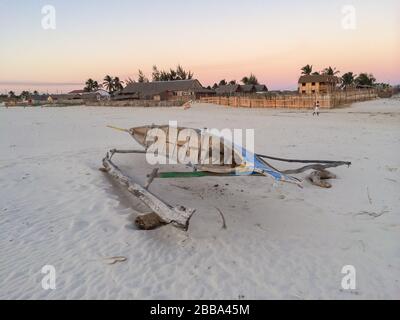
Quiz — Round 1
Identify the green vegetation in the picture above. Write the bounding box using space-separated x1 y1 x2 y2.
322 66 340 76
137 70 149 83
151 65 194 81
241 74 259 85
301 64 313 75
99 75 124 93
301 65 390 89
84 78 100 92
355 73 376 87
102 75 114 93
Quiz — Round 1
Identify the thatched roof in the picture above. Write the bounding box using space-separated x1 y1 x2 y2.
113 93 140 101
68 89 86 94
298 75 339 84
48 93 83 100
215 84 241 95
31 94 50 101
255 84 268 92
240 85 256 93
81 90 110 99
215 84 268 95
122 79 204 98
193 88 216 94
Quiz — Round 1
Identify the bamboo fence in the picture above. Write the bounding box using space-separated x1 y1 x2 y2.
200 89 378 109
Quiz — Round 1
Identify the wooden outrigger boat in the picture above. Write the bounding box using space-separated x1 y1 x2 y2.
101 124 351 230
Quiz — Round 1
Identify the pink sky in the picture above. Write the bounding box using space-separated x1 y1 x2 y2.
0 0 399 94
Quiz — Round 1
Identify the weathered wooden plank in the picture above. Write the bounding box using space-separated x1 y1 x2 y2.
102 156 196 230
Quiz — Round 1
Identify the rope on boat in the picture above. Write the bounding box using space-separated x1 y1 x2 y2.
107 125 130 133
256 154 351 166
280 163 351 175
256 154 351 176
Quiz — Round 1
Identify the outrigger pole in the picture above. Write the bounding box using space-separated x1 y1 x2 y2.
102 153 196 230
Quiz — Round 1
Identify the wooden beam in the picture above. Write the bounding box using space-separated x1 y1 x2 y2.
156 171 263 178
102 155 195 230
110 149 147 155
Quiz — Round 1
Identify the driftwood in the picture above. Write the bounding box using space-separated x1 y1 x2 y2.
355 208 389 219
110 149 147 156
308 170 337 188
216 207 227 230
103 256 127 265
102 154 195 230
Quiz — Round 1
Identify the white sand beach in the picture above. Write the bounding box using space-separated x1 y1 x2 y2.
0 98 399 300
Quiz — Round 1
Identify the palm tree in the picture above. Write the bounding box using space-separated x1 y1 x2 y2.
113 77 124 92
355 73 376 87
103 75 114 93
93 81 101 90
20 91 31 100
341 72 356 89
322 66 340 76
241 73 259 85
301 64 313 75
151 65 194 82
84 78 96 92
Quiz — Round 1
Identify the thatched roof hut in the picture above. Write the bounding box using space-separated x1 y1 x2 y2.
116 79 212 100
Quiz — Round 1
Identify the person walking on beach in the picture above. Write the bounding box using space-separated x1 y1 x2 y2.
313 101 320 116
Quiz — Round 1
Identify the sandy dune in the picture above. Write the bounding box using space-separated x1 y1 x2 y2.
0 98 399 299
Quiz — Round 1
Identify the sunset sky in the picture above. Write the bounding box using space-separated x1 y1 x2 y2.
0 0 399 93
